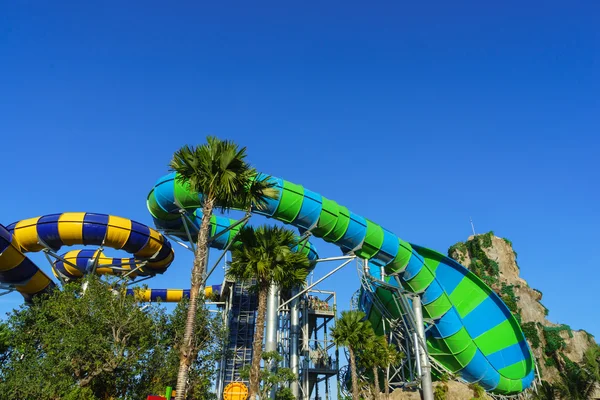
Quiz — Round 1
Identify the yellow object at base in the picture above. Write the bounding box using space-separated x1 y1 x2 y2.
223 382 249 400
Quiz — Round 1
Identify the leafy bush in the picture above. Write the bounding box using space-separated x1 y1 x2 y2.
544 328 567 354
434 383 448 400
521 322 540 348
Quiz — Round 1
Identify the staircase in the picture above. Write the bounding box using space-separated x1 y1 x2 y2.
222 280 257 387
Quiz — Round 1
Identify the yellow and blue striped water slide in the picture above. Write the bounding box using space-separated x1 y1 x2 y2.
0 212 223 302
148 172 535 395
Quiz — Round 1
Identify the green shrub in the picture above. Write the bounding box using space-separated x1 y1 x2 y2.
543 328 567 354
521 322 540 348
545 357 556 367
434 383 448 400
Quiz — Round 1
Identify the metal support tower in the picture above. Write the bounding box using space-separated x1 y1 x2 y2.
298 289 338 400
348 259 441 398
218 279 258 397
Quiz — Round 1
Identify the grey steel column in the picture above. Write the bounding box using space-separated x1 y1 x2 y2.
412 295 434 400
290 288 300 398
265 283 279 399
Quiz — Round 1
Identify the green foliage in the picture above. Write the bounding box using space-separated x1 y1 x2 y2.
331 310 375 398
141 296 225 399
462 234 500 286
502 237 513 247
434 382 448 400
447 241 467 262
479 231 494 248
331 310 373 352
521 322 541 348
530 381 557 400
554 355 600 400
468 382 485 398
500 283 520 315
170 137 278 213
545 357 557 367
227 225 310 292
543 328 567 355
0 276 224 399
240 351 296 400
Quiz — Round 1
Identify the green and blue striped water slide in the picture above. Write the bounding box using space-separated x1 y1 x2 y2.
147 172 535 395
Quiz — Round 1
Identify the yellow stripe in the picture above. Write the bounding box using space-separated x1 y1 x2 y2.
135 228 163 258
0 242 26 271
16 270 52 294
147 250 174 270
205 286 213 297
139 289 151 302
166 289 183 302
105 216 132 249
58 212 86 245
61 249 84 278
13 217 42 252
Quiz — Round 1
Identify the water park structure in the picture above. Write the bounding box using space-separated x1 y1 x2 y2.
0 168 537 399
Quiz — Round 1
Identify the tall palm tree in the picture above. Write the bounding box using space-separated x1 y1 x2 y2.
378 338 403 399
169 138 277 400
226 225 310 400
359 335 403 400
331 310 374 400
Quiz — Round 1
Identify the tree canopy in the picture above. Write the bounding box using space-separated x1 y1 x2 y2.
0 276 225 399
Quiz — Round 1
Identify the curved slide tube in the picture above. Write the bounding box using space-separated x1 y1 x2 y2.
0 213 174 300
148 172 534 394
126 285 221 302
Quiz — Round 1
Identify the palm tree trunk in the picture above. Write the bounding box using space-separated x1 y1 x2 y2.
384 373 390 399
349 347 360 400
175 198 214 400
249 285 268 400
372 366 380 400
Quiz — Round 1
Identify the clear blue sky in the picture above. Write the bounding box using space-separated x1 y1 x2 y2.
1 1 598 339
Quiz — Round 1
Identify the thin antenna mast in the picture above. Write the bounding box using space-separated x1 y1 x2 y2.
470 217 476 236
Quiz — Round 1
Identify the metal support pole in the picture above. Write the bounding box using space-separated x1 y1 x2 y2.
278 257 354 310
412 295 434 400
265 283 280 399
290 288 300 398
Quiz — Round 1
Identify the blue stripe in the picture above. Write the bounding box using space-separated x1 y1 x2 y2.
255 174 283 217
54 260 67 277
487 340 530 370
154 173 178 213
0 224 11 253
402 253 424 280
338 212 367 252
211 284 222 295
521 369 535 390
478 368 501 391
182 290 191 298
462 295 509 339
124 222 150 254
0 258 38 283
74 251 90 274
430 306 463 338
292 188 322 230
460 349 489 382
153 239 172 262
434 262 466 296
151 289 167 301
211 216 231 250
370 228 399 267
82 213 109 245
36 214 63 250
422 281 444 305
